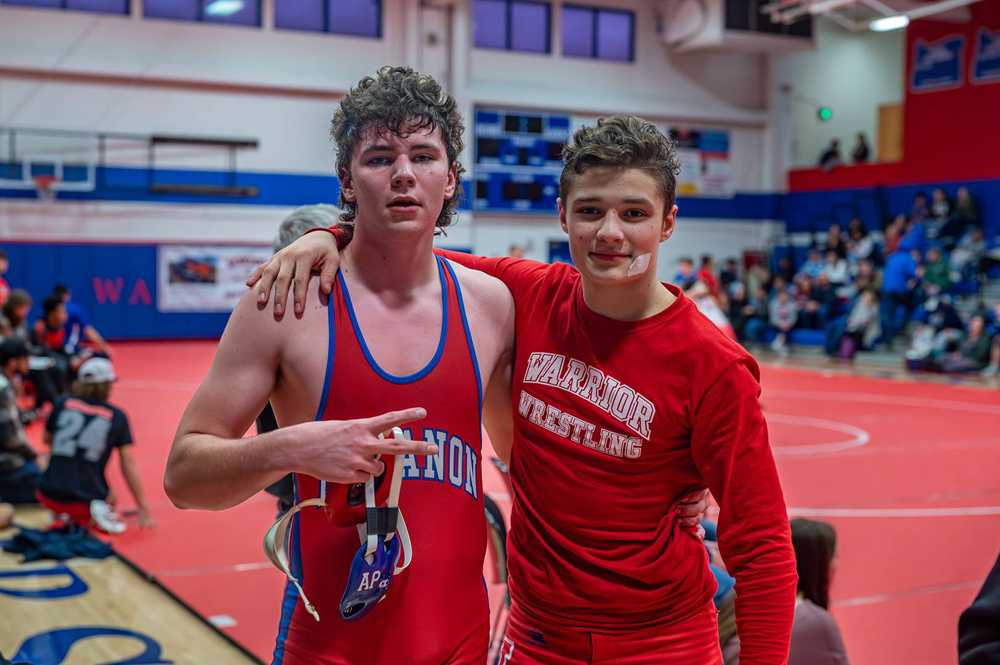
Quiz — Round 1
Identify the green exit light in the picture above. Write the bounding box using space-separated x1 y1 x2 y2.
817 106 833 122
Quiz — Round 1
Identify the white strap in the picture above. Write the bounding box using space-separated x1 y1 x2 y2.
263 497 326 622
393 509 412 574
360 428 412 572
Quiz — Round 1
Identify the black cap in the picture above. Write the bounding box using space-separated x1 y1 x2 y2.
0 338 29 364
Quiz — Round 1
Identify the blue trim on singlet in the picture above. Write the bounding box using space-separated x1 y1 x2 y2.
314 298 336 420
337 257 449 384
272 477 304 664
442 259 484 414
314 297 337 501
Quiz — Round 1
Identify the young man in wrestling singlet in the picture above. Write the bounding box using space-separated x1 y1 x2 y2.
252 116 796 664
166 66 517 665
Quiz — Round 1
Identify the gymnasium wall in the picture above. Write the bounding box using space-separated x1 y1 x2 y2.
0 0 785 340
769 18 905 169
903 2 1000 182
784 4 1000 244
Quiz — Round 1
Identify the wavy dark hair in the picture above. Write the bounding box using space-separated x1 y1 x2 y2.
560 115 681 208
331 66 465 231
791 517 837 610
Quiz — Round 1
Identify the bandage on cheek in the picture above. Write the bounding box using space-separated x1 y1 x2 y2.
626 253 652 278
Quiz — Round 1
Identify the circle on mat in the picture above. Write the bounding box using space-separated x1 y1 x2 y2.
766 413 870 455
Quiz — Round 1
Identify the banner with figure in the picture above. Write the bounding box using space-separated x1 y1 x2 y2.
158 245 271 312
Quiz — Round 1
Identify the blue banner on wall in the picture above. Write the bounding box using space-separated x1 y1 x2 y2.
911 35 965 92
0 242 232 340
973 28 1000 84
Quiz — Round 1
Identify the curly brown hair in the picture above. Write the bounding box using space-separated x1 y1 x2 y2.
331 66 465 231
560 115 681 209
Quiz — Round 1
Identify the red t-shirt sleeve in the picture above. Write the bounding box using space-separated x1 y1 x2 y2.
690 361 797 665
433 248 554 294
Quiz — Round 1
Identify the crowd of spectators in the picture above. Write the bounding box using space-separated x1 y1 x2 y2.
676 187 1000 377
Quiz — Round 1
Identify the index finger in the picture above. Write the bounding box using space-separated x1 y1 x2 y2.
362 408 427 434
368 435 438 457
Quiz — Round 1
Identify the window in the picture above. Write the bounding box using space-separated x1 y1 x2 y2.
473 0 550 54
274 1 381 38
0 0 127 14
561 5 634 62
144 0 261 27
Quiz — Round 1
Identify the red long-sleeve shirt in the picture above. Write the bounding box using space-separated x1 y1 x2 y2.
435 251 795 662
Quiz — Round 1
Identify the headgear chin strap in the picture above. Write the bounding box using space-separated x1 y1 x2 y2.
263 427 413 622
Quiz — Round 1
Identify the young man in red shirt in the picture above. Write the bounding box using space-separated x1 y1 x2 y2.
251 116 797 664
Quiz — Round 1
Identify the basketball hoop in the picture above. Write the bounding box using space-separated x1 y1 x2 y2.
33 174 58 202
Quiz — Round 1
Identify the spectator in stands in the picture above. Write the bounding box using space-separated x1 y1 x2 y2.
508 244 526 259
851 132 870 164
38 357 152 533
821 250 849 287
811 272 837 325
798 249 825 280
698 254 720 299
899 215 928 257
793 275 817 329
826 290 880 360
742 285 771 348
747 263 770 296
847 222 876 266
853 259 881 295
883 215 906 256
776 256 796 285
769 289 798 354
951 228 986 276
673 256 697 290
720 257 740 292
824 223 848 259
770 275 793 297
51 285 112 358
881 247 919 347
0 249 9 308
727 281 749 342
953 187 980 230
950 315 994 373
911 191 930 223
931 188 951 224
923 247 952 293
818 139 842 170
0 338 42 504
0 289 32 342
788 518 850 665
905 292 965 369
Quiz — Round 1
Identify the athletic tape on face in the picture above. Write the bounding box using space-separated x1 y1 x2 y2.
263 427 413 621
626 253 652 278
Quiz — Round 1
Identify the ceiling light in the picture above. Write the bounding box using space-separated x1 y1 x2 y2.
204 0 244 17
870 15 910 32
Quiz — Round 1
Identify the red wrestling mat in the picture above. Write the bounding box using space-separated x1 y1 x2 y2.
82 342 1000 665
761 364 1000 665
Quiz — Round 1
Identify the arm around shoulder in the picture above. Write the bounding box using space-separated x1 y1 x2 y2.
452 264 516 463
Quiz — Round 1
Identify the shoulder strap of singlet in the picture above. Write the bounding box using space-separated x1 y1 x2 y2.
439 258 484 413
